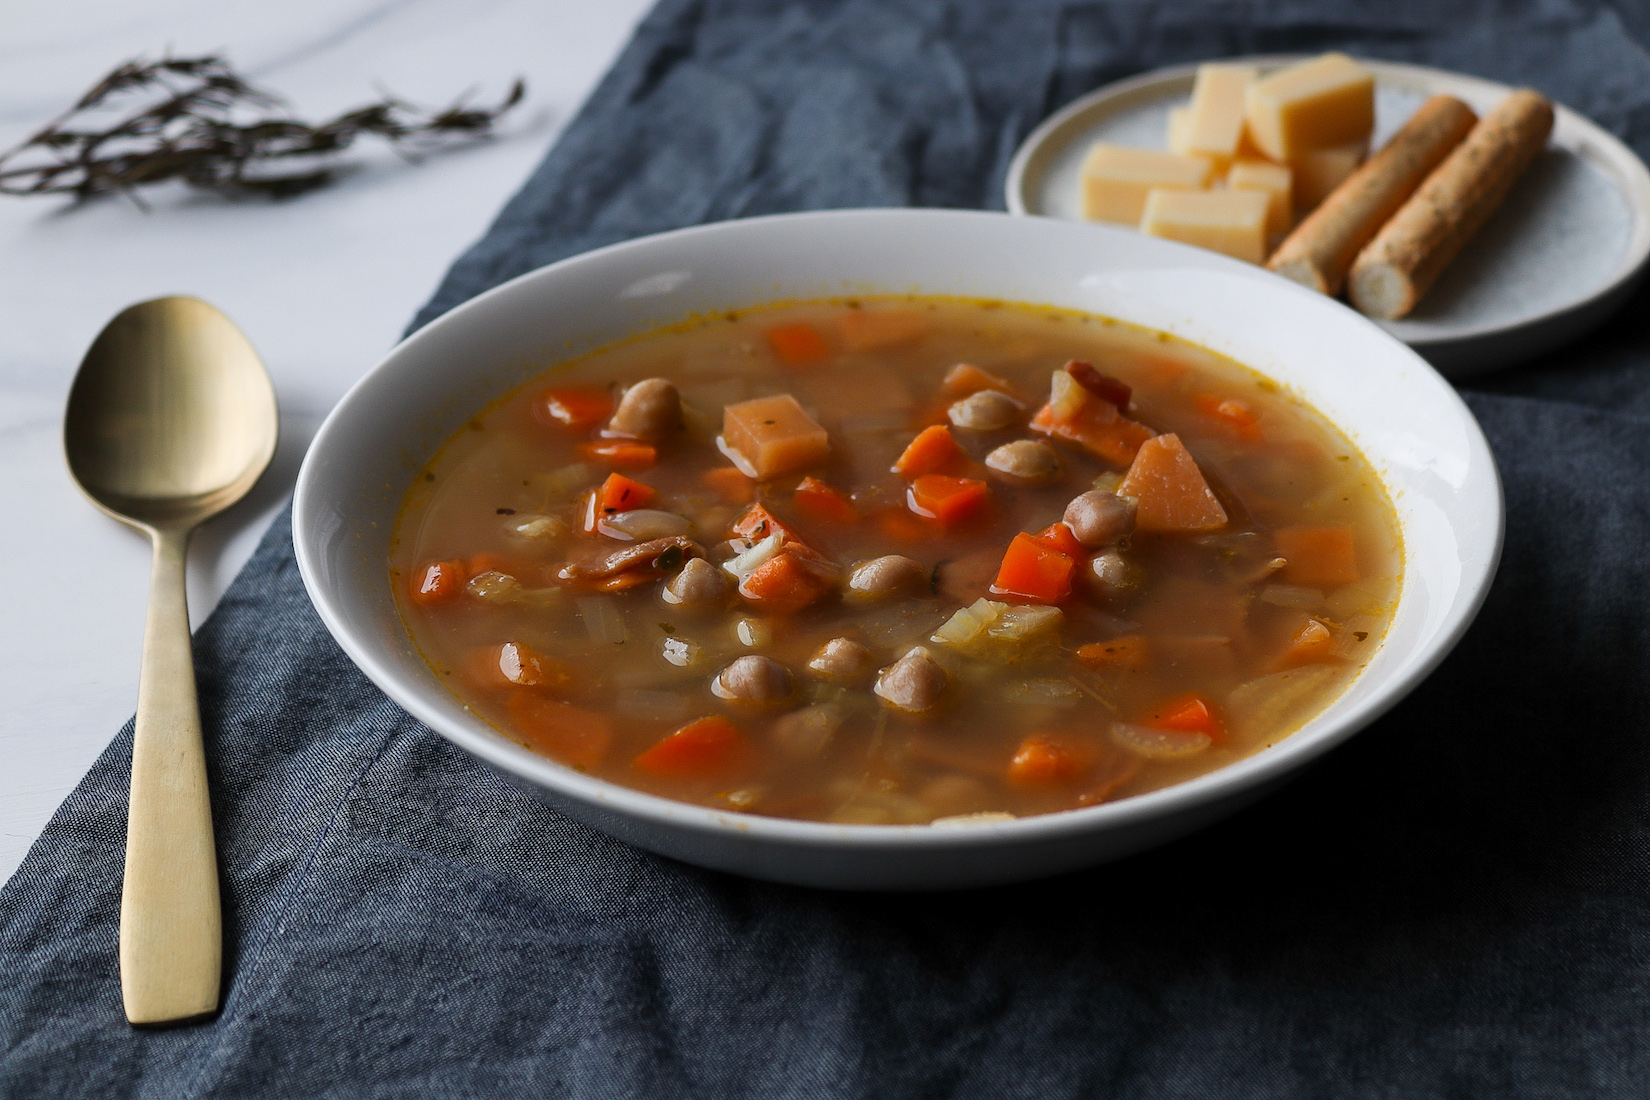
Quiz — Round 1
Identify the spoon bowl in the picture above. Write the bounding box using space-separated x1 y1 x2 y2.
64 296 277 1024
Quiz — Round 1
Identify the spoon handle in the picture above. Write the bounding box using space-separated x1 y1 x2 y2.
119 525 221 1025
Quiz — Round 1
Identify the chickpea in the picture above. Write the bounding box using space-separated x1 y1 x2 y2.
947 389 1023 431
984 439 1062 486
606 378 680 439
712 655 793 704
662 557 727 608
874 646 948 713
1063 491 1137 547
1083 550 1142 602
844 555 928 603
806 637 877 683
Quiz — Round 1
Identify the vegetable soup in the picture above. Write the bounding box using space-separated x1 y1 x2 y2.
393 298 1400 825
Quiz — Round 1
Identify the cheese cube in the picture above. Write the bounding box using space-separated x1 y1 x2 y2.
1226 159 1293 235
1244 53 1374 161
1081 144 1214 224
1288 142 1366 208
1140 188 1270 264
1184 64 1257 159
1167 106 1193 155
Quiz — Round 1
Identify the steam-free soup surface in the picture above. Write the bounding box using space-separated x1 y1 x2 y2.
394 298 1399 825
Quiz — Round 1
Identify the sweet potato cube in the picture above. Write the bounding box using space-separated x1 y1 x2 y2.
722 394 830 479
1117 433 1228 533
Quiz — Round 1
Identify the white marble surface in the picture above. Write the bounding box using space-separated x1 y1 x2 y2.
0 0 651 882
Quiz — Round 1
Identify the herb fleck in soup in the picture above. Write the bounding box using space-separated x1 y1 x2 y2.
393 298 1400 825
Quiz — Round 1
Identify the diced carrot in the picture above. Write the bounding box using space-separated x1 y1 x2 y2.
1076 635 1149 672
1029 387 1156 468
732 502 803 545
839 308 929 352
701 465 756 504
1275 618 1336 669
991 531 1077 605
597 571 660 593
596 472 656 515
766 322 829 367
465 551 520 579
634 715 748 779
535 385 613 432
1194 395 1263 443
1146 693 1224 742
793 476 857 527
939 363 1019 400
579 440 657 470
1274 525 1360 588
1035 521 1085 559
738 552 832 614
893 424 965 478
468 641 570 690
1117 433 1228 533
875 507 936 544
723 394 831 479
1063 360 1132 410
1007 735 1093 787
908 475 990 528
506 694 613 769
409 560 465 605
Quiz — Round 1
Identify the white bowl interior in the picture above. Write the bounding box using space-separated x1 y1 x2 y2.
294 209 1501 887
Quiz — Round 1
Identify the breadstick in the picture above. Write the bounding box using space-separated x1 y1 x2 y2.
1350 89 1554 319
1267 95 1478 295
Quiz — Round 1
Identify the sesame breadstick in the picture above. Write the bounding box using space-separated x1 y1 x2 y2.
1349 89 1554 319
1267 95 1479 295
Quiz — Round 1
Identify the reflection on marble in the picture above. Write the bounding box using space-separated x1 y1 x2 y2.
0 0 649 882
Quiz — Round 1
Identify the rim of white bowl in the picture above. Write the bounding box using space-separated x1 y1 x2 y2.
293 207 1504 854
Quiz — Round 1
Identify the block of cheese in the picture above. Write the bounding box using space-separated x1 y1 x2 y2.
1140 188 1270 264
1244 53 1374 161
1226 159 1294 236
1184 64 1258 159
1081 144 1215 224
1167 106 1193 155
1289 142 1367 208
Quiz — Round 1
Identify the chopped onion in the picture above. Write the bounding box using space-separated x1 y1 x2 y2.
714 434 760 477
535 462 593 500
661 636 702 667
597 509 694 541
466 571 522 603
1226 666 1337 739
575 596 628 645
1110 722 1212 760
1049 369 1085 420
988 604 1062 641
722 532 782 579
1259 583 1324 610
508 514 565 541
932 598 1006 646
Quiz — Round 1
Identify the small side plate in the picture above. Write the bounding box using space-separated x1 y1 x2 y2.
1006 56 1650 378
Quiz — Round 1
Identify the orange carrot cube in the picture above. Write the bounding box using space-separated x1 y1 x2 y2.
766 322 829 367
536 385 613 431
793 476 857 527
991 531 1077 605
893 424 965 478
635 716 747 779
506 694 613 769
907 475 989 527
1274 525 1360 587
1117 433 1228 533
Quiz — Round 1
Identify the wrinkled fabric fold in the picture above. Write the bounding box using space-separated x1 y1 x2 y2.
7 1 1650 1095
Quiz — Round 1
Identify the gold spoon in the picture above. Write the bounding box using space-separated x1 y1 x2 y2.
64 297 277 1025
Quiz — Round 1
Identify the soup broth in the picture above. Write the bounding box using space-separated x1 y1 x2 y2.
393 298 1400 825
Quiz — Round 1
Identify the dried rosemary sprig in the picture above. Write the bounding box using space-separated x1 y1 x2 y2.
0 54 525 204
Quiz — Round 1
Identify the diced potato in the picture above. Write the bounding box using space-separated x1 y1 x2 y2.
1081 144 1214 224
721 394 830 479
1243 53 1374 161
1184 64 1257 161
1140 188 1270 264
1226 159 1293 236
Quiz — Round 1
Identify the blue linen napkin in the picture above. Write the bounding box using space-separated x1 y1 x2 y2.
7 1 1650 1094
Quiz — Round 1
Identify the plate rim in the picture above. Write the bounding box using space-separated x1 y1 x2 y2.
1005 54 1650 360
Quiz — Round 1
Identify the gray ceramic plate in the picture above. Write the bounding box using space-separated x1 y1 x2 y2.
1005 57 1650 378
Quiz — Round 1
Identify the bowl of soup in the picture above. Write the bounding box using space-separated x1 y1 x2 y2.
293 208 1500 889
